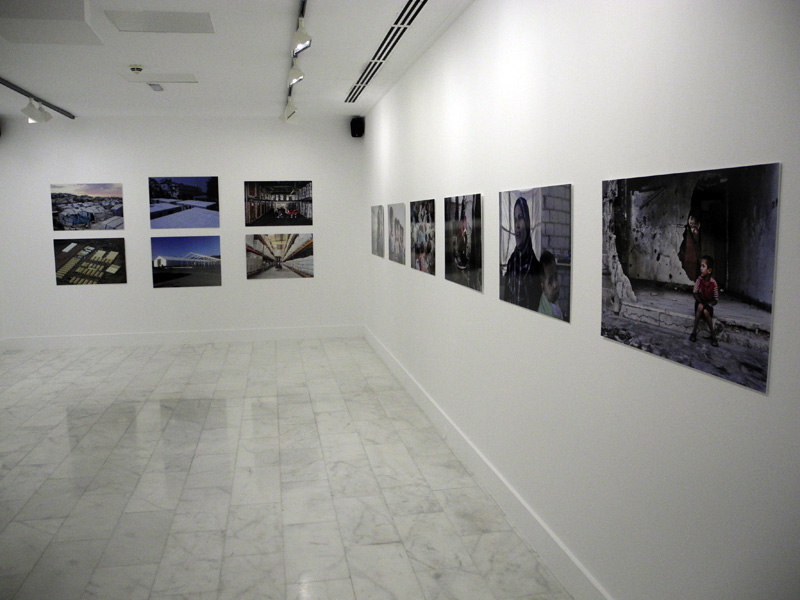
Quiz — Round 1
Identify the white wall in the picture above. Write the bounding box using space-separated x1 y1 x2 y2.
0 116 367 347
363 2 800 600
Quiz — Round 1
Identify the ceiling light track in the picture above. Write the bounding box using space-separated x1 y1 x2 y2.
0 76 76 120
345 0 429 104
284 0 311 123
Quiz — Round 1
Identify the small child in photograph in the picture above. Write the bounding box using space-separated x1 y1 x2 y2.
690 254 719 346
538 251 564 320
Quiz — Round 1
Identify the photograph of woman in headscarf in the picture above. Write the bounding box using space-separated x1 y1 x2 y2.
500 186 572 320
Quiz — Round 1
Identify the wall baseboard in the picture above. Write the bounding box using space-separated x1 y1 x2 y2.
0 325 365 351
364 327 612 600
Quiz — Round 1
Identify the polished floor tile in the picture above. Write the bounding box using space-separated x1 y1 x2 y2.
0 340 572 600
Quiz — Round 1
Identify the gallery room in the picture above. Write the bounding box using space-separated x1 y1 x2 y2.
0 1 798 600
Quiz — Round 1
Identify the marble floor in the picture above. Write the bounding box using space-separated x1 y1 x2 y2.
0 339 571 600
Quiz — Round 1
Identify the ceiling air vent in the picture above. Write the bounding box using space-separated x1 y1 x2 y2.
345 0 429 103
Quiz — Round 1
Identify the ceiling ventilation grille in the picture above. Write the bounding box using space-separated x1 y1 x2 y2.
345 0 429 103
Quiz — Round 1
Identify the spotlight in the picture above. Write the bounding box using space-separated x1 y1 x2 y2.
22 98 51 123
291 17 311 56
288 59 304 87
283 97 298 123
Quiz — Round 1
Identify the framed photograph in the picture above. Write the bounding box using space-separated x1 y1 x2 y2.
388 203 406 265
602 163 780 393
410 199 435 275
444 194 482 292
51 183 123 230
500 185 572 321
245 181 312 226
149 177 220 229
53 238 126 285
246 233 313 279
151 235 221 287
371 205 385 258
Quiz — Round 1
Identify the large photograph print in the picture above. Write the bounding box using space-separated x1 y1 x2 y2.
149 177 219 228
53 238 126 285
371 205 384 258
388 203 405 265
246 234 313 279
245 181 312 226
602 163 780 393
51 183 123 230
500 185 572 321
410 199 435 275
151 236 221 288
444 194 482 292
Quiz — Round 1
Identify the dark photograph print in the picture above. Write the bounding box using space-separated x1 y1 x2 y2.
149 176 220 229
54 238 126 285
371 205 385 258
388 203 406 265
410 199 435 275
246 234 313 279
602 163 780 393
245 181 312 226
51 183 123 231
151 235 221 288
499 185 572 321
444 194 482 292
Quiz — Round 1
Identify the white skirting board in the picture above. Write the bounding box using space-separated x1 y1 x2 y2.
365 327 612 600
0 325 365 351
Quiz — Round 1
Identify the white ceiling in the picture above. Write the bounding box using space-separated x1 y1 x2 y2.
0 0 475 123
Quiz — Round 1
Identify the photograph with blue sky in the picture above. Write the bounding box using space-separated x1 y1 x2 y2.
151 235 221 288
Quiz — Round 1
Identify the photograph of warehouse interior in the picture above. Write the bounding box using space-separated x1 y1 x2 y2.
246 233 313 279
53 238 126 285
245 181 313 226
149 177 220 229
151 235 221 287
51 183 123 230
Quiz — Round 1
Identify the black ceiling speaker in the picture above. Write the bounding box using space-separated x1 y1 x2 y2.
350 116 365 138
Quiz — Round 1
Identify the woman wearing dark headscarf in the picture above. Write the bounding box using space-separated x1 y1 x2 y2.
503 197 541 310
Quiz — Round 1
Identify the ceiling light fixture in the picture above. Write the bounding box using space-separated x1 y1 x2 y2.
283 96 298 123
288 59 304 87
0 76 75 121
22 98 52 123
291 17 311 57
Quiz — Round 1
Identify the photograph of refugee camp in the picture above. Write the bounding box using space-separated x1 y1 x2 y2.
51 183 123 231
149 176 220 228
245 181 312 226
151 235 221 287
53 238 127 285
602 163 780 392
444 194 482 292
500 185 572 321
246 234 313 279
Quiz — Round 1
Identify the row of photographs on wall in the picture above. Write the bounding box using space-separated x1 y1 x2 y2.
372 163 780 394
51 179 313 231
53 234 314 287
373 185 573 322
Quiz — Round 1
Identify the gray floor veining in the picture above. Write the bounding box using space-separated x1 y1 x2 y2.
0 339 571 600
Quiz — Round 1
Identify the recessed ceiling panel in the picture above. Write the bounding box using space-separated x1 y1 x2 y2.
105 10 214 34
0 0 85 20
120 73 199 84
0 0 101 45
